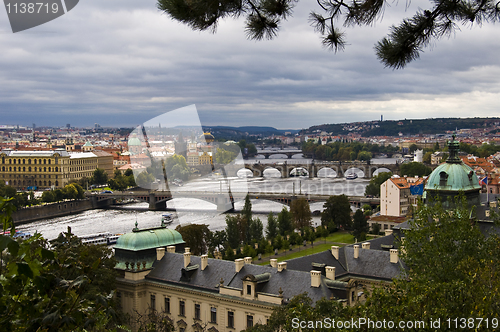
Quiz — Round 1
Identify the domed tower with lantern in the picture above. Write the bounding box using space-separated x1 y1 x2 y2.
423 135 481 208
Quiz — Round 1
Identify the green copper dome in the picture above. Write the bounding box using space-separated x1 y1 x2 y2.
128 135 142 146
425 162 480 192
424 135 481 193
115 226 184 251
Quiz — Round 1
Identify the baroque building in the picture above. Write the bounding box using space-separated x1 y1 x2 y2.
0 148 113 189
115 224 403 332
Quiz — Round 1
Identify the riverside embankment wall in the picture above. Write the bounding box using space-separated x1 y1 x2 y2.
12 197 114 225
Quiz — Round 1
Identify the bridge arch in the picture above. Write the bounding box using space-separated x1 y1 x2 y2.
263 167 281 178
290 167 308 177
317 167 338 178
237 168 254 178
344 167 365 178
372 167 392 177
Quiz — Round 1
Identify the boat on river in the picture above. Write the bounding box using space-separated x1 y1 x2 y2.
345 173 358 180
1 230 32 240
80 232 121 245
162 213 174 225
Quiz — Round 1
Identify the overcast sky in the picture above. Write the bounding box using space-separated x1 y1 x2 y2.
0 0 499 129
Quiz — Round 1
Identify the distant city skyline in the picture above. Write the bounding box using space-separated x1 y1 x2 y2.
1 0 499 129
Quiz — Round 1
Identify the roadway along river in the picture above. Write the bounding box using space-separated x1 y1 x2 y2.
17 175 370 241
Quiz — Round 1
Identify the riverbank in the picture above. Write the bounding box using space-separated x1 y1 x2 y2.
12 196 115 225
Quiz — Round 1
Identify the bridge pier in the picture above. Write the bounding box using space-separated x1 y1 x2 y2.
91 196 113 209
149 193 167 211
217 194 234 213
308 163 316 178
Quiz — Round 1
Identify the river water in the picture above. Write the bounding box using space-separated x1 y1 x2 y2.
17 157 395 240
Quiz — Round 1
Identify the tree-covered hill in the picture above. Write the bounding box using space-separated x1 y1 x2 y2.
302 117 500 137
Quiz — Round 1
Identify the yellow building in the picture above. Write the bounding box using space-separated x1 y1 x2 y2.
0 149 114 190
0 149 69 189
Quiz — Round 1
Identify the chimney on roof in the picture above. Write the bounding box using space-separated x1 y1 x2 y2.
331 246 339 260
244 257 252 265
184 251 191 268
310 270 321 288
156 247 165 261
167 246 176 253
385 229 393 236
201 254 208 271
353 245 359 259
277 262 287 272
235 258 244 272
390 249 399 264
362 242 370 250
270 259 278 268
185 247 190 253
325 266 335 280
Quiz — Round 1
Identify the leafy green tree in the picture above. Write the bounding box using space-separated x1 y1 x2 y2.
91 168 108 186
225 214 242 249
276 206 293 236
108 171 128 191
423 151 432 164
361 204 372 216
0 198 121 332
371 222 381 235
165 154 190 181
215 148 237 164
290 198 312 229
209 230 227 253
63 183 79 200
54 189 64 202
400 162 432 177
136 171 155 188
242 194 252 224
175 224 212 255
408 143 419 154
357 150 372 161
265 212 278 240
351 209 369 241
0 182 17 198
249 217 264 243
365 171 392 197
321 195 351 230
41 190 56 203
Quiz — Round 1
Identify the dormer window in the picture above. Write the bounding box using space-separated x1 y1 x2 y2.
247 285 252 295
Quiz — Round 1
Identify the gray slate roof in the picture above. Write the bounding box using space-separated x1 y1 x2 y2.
146 252 338 304
284 235 405 281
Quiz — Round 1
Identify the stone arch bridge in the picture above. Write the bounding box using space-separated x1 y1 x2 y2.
89 191 379 212
232 161 401 179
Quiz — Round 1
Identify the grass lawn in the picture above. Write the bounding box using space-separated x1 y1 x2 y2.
257 231 356 265
324 232 355 244
275 243 335 262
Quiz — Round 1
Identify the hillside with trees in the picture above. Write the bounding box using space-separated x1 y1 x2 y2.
302 117 500 137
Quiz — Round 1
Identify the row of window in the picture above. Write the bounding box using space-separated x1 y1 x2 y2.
1 166 58 172
70 159 96 165
1 158 56 165
3 174 54 179
70 166 94 172
8 180 56 187
151 295 251 328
